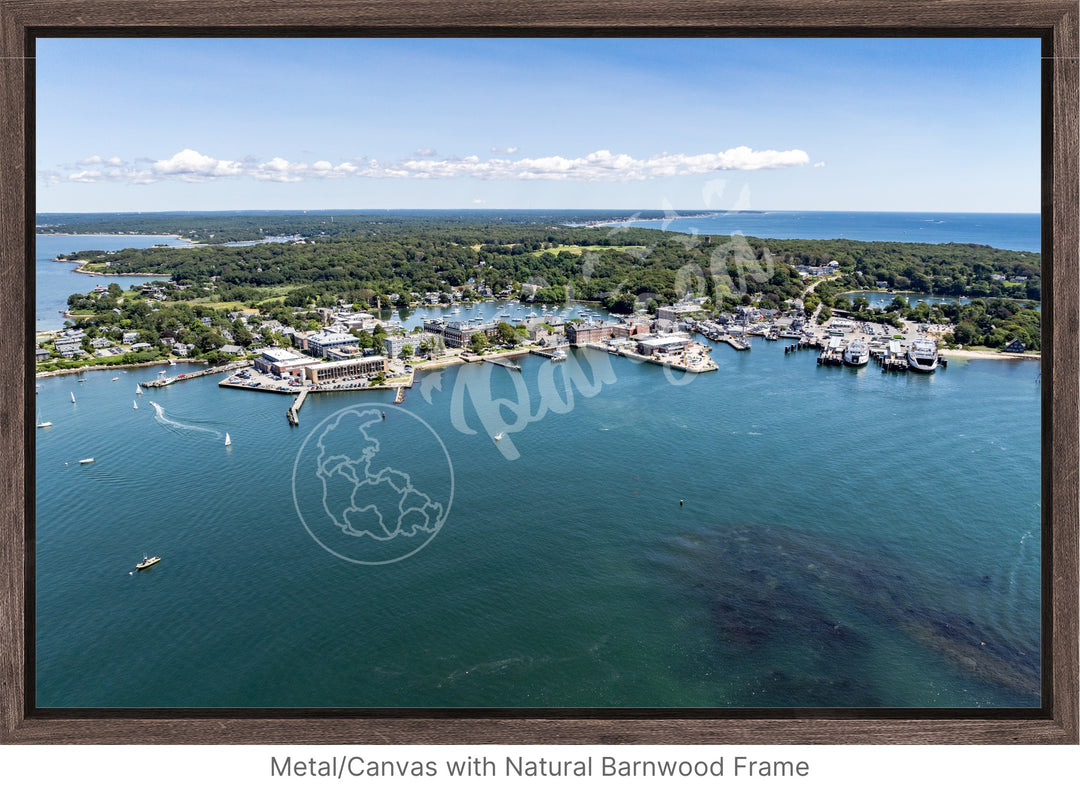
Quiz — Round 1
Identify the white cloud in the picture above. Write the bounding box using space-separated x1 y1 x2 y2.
49 146 811 186
490 146 519 154
813 161 827 168
152 148 244 181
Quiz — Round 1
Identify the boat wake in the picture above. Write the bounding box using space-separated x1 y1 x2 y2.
149 400 224 440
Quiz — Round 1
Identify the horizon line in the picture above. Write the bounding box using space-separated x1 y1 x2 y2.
35 208 1042 216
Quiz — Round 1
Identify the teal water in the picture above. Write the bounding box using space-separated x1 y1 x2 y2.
35 341 1041 708
616 211 1040 253
35 234 193 331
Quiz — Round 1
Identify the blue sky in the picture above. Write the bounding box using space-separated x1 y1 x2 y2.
35 38 1040 213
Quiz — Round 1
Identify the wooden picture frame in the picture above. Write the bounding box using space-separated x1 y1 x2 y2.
1 0 1076 744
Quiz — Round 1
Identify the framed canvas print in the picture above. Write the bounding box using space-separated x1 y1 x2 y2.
0 0 1076 745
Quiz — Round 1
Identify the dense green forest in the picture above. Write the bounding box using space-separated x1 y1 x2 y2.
37 210 682 244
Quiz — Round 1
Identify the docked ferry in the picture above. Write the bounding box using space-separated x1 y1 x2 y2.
906 338 939 373
842 339 870 367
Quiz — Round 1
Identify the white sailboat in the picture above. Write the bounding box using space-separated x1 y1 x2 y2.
70 391 76 403
136 386 143 395
133 400 138 410
224 432 231 446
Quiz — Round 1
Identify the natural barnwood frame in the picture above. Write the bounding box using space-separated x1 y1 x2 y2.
0 0 1076 744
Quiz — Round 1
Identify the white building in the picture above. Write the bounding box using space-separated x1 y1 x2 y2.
306 330 360 357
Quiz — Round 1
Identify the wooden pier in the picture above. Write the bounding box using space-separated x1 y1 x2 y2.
483 356 522 371
530 347 566 360
140 360 252 388
286 387 309 425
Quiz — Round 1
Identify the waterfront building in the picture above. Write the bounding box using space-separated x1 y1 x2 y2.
1004 338 1026 353
384 335 426 359
657 302 705 322
636 334 691 356
304 356 386 384
566 322 620 345
610 318 654 338
326 346 363 361
254 347 320 378
306 329 360 357
424 319 498 349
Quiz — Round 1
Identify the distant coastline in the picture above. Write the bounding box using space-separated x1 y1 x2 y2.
38 231 197 244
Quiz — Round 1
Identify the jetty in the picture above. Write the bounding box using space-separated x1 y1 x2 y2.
718 334 751 351
394 386 406 404
286 387 309 426
531 347 567 361
483 356 522 371
141 360 251 388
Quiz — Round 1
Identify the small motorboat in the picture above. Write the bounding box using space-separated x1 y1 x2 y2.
494 432 504 441
78 458 94 464
135 555 161 570
36 421 52 428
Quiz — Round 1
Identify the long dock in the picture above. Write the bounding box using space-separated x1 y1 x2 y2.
286 387 309 425
140 360 252 388
483 356 522 371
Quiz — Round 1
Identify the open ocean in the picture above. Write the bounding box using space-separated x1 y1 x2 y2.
34 215 1041 708
612 210 1040 253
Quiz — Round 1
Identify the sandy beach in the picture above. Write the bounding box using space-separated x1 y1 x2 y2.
938 348 1040 361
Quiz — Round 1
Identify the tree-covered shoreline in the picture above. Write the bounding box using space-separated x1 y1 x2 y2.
40 213 1042 368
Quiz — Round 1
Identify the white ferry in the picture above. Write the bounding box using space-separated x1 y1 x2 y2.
842 339 870 367
906 338 939 372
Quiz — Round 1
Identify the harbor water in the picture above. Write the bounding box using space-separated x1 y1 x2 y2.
35 341 1041 708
